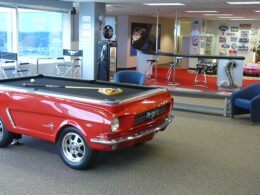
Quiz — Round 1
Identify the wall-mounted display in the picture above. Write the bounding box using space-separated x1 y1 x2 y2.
238 45 249 50
226 32 236 36
219 37 226 43
239 37 249 43
221 44 230 49
230 37 238 42
240 30 249 37
219 25 229 35
231 26 239 32
239 24 251 30
231 43 238 50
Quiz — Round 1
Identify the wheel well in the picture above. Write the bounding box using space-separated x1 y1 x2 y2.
55 125 76 143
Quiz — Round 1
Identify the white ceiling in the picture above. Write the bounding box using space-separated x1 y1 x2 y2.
64 0 260 20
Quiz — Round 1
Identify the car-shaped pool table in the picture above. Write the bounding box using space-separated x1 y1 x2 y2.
243 63 260 76
0 75 173 169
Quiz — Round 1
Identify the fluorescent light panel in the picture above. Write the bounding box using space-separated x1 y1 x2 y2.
255 10 260 12
218 16 244 18
186 10 218 13
227 1 260 5
204 14 232 16
144 3 185 6
230 18 256 20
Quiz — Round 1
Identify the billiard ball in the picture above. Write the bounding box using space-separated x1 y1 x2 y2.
30 78 35 83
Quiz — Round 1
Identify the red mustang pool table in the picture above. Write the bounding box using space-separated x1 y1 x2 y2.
0 75 173 169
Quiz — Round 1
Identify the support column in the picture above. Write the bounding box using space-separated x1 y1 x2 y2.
79 2 105 79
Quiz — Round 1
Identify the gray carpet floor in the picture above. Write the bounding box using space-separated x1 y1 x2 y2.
0 110 259 195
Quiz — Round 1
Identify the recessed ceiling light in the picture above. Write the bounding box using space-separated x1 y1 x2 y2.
204 14 232 16
227 1 260 5
186 10 218 13
144 3 185 6
218 16 245 18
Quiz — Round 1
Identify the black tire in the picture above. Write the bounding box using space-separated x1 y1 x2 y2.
0 118 14 147
57 127 96 170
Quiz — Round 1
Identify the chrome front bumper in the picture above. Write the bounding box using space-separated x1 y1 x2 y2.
90 115 174 146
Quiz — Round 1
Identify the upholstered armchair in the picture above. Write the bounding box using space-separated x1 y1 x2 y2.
231 83 260 124
114 70 145 85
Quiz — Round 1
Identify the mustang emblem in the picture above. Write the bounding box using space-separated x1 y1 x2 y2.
146 109 160 120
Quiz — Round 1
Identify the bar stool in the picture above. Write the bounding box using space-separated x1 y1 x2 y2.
166 58 180 86
55 57 72 77
71 58 82 78
194 63 208 88
145 59 156 80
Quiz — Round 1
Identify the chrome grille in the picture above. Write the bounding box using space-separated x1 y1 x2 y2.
134 104 170 126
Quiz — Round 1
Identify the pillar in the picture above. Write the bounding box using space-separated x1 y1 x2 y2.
79 2 106 79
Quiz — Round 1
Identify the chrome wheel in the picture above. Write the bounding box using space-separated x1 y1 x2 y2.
0 121 3 139
62 132 86 163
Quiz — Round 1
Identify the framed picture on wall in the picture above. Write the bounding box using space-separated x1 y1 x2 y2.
231 26 239 32
130 23 161 56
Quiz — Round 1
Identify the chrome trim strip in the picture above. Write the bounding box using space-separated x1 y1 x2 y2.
6 108 16 128
90 115 174 146
0 85 167 106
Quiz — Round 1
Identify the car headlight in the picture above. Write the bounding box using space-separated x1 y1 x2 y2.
111 118 120 132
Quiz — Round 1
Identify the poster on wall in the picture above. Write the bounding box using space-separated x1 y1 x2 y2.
219 37 226 43
240 30 249 37
230 37 238 42
239 24 251 30
130 23 160 56
231 26 239 32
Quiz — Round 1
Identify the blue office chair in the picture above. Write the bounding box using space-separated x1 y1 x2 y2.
231 83 260 124
114 70 145 85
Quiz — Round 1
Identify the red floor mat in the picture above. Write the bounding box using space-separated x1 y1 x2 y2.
145 67 260 92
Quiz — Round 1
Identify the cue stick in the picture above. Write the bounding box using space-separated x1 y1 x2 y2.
23 83 116 90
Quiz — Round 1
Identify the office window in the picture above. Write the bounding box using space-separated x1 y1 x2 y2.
0 7 13 52
18 9 63 58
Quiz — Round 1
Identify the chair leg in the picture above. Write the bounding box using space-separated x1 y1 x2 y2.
251 121 254 126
